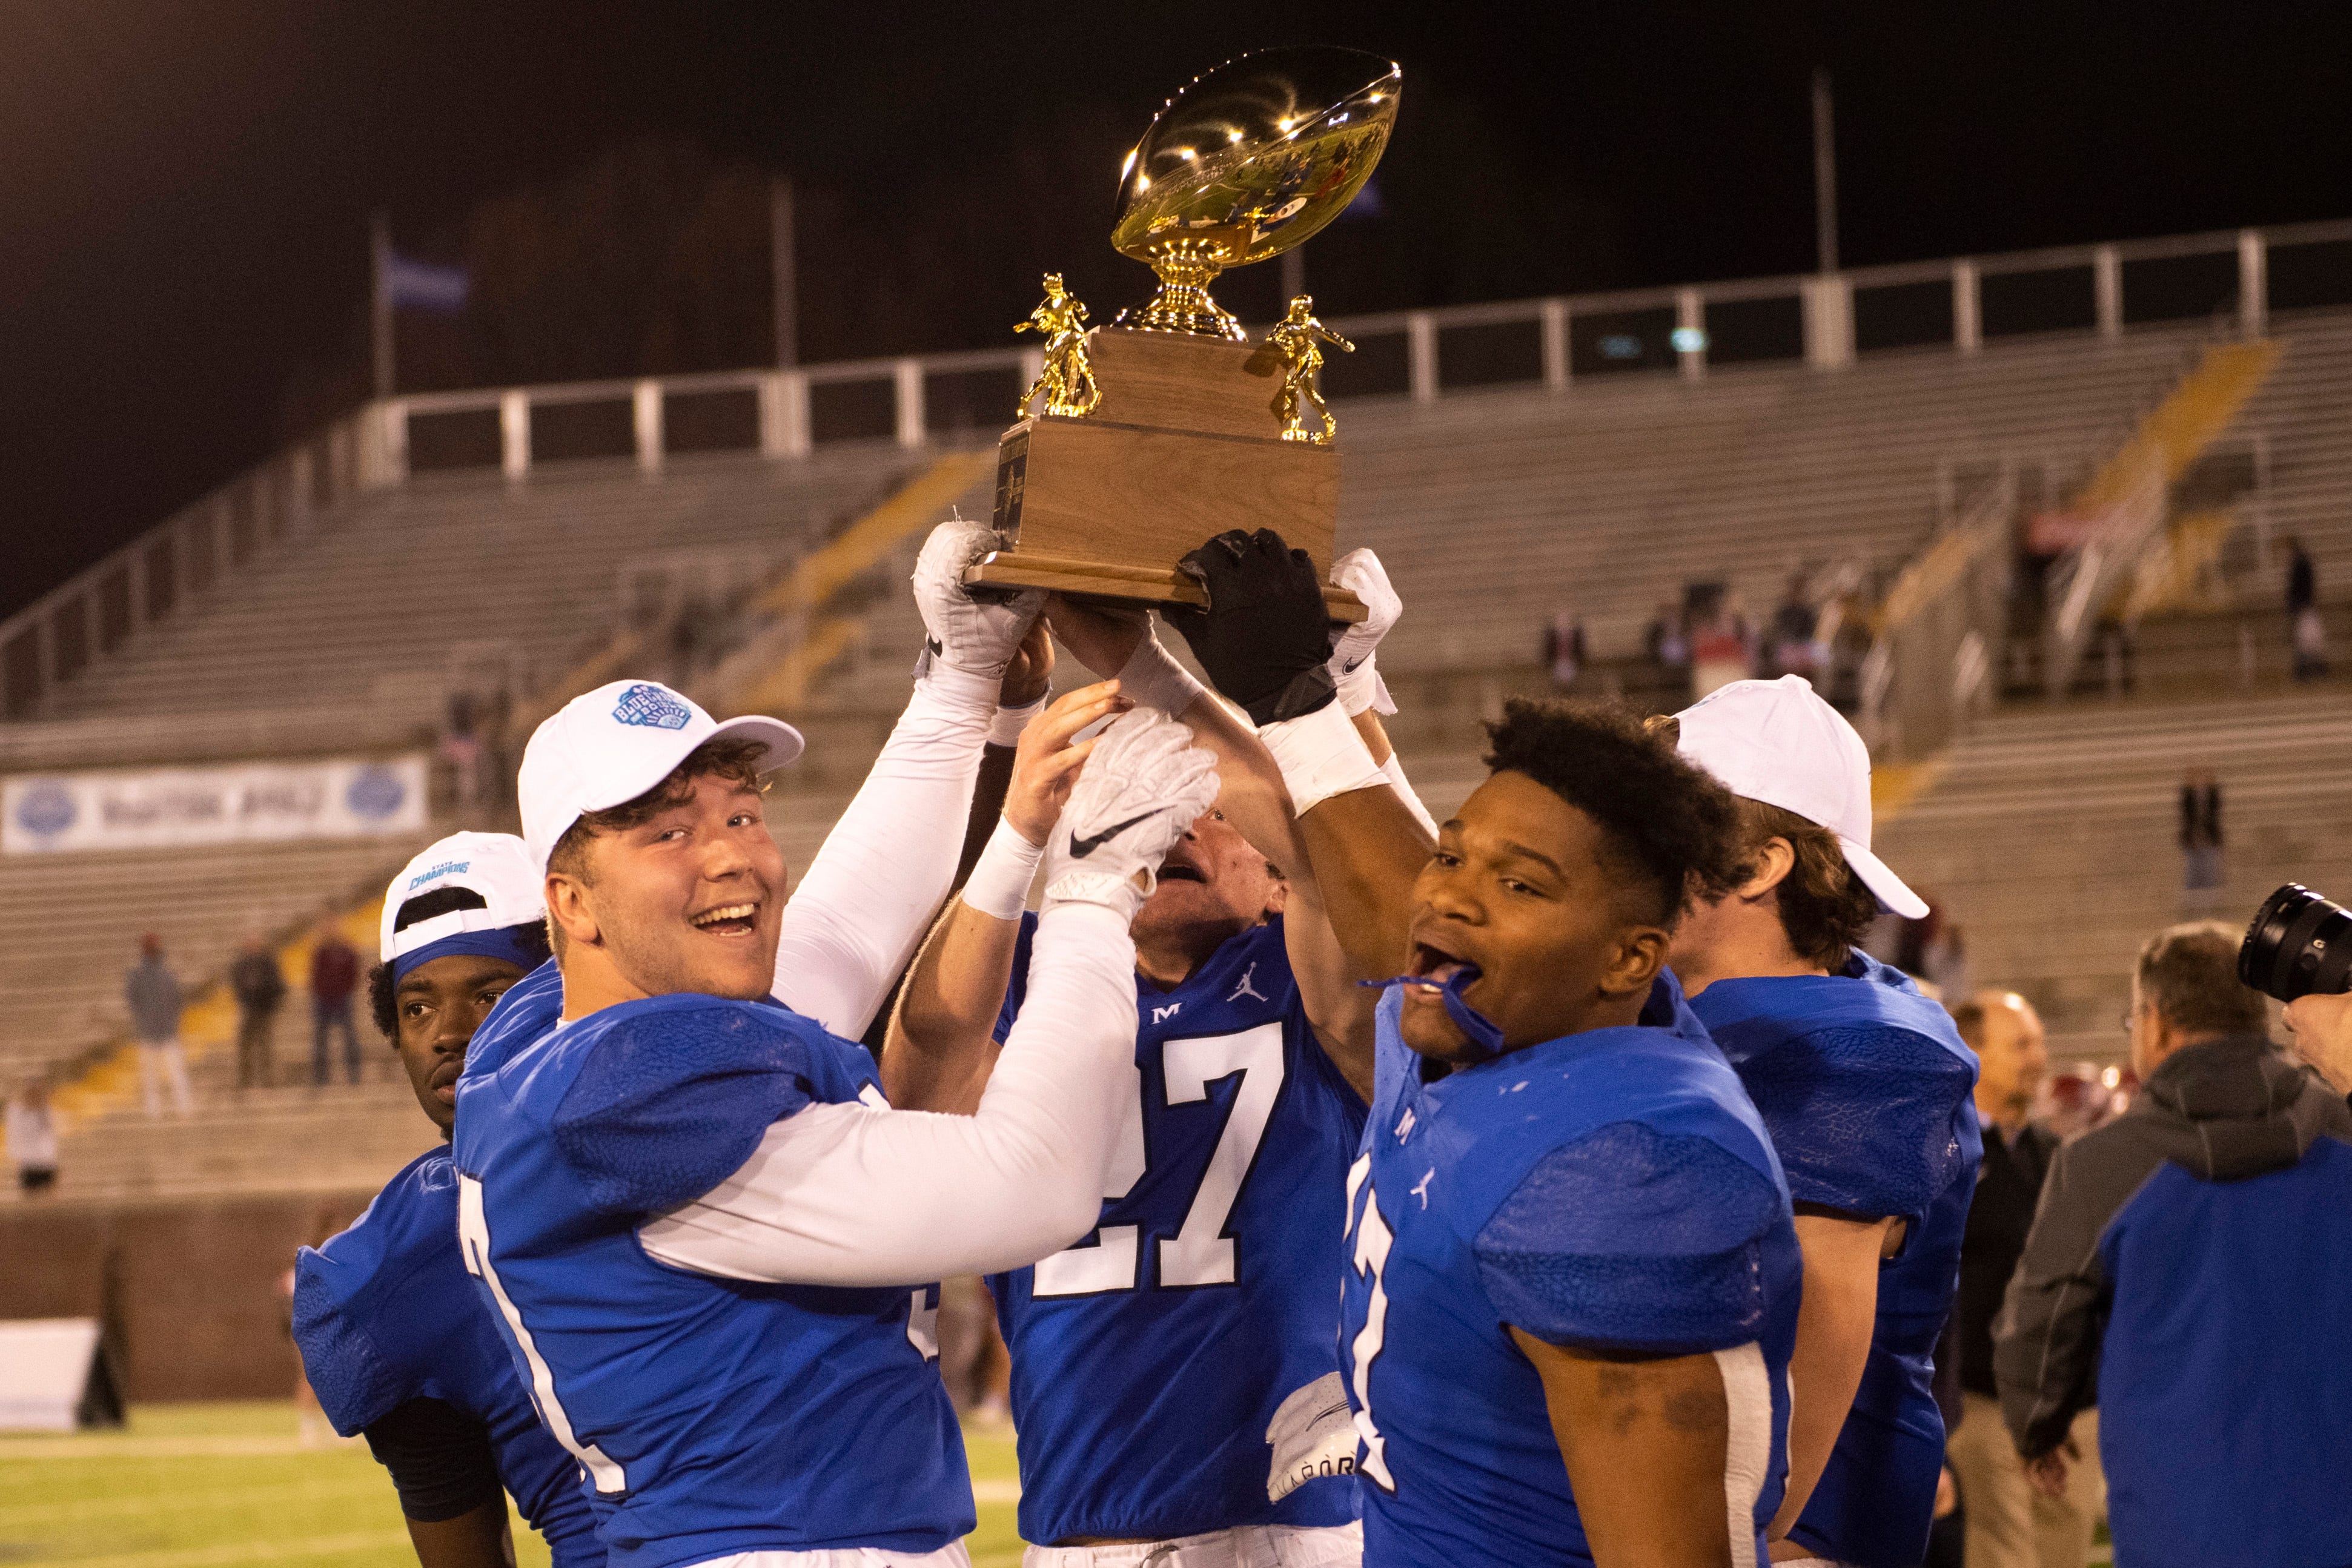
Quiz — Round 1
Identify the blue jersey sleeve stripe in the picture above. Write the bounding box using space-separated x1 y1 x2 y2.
290 1249 402 1437
1474 1122 1791 1354
552 1001 821 1214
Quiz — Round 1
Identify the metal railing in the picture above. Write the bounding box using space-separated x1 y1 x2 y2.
1861 477 2017 759
7 217 2347 725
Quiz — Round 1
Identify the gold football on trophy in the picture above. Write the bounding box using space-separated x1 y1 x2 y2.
1111 47 1401 340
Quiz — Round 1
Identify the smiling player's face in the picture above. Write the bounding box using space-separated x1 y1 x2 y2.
575 773 786 1004
1398 770 1669 1063
393 953 531 1133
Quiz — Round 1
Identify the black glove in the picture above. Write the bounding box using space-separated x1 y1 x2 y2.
1164 529 1337 726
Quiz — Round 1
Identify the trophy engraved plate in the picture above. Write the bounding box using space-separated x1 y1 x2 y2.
964 47 1402 623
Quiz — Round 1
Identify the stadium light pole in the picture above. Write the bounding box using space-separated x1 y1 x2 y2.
771 175 798 368
1812 67 1839 276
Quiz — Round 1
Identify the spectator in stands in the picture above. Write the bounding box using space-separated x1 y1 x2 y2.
1766 571 1820 680
125 934 192 1117
308 916 362 1087
1995 922 2352 1568
2285 534 2326 681
2285 989 2352 1097
229 931 286 1092
6 1077 59 1194
1943 991 2102 1568
1921 917 1972 1001
2178 768 2224 916
1541 608 1584 689
440 692 484 812
1686 585 1755 698
1643 597 1689 675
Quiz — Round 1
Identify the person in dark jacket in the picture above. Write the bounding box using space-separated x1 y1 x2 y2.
228 931 287 1091
308 916 362 1087
1994 921 2352 1568
1944 990 2102 1568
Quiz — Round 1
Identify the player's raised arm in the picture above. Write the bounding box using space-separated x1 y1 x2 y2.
768 518 1044 1038
883 677 1128 1113
1164 531 1434 982
1047 592 1383 1098
633 707 1221 1285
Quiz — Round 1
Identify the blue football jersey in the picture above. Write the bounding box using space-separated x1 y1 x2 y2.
293 1147 601 1566
450 962 969 1568
1339 977 1801 1568
1689 953 1983 1568
986 915 1369 1544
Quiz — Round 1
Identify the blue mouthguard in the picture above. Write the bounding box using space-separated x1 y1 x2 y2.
1360 964 1506 1057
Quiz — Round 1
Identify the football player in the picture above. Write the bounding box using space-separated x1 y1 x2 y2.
883 559 1428 1567
453 521 1222 1565
1168 529 1804 1568
293 832 600 1567
1663 677 1981 1568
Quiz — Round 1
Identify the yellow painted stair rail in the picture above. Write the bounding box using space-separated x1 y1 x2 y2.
733 451 998 715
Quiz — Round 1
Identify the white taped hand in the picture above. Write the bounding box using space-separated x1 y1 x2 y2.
912 517 1044 680
1041 708 1218 921
1328 547 1401 716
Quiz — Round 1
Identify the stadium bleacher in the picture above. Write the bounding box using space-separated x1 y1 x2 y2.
6 263 2350 1205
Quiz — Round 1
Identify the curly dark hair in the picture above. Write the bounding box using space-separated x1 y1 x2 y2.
367 884 554 1039
1483 697 1744 927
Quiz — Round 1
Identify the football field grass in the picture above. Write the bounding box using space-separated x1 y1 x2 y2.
0 1403 1025 1567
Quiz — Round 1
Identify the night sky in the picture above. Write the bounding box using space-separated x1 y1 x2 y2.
4 1 2347 620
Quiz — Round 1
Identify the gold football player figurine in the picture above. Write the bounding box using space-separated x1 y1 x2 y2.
1268 295 1354 445
1014 273 1102 418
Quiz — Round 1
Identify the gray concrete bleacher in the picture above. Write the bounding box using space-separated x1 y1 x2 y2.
14 308 2352 1201
1874 684 2352 1060
0 836 432 1091
1343 328 2204 672
15 445 919 761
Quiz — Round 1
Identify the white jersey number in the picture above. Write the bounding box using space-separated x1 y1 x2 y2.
1344 1153 1397 1492
457 1174 627 1495
1034 1022 1287 1297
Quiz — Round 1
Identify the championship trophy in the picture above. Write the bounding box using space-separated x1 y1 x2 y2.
963 47 1401 622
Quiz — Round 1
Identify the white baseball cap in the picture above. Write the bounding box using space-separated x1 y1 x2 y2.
380 831 545 971
1673 675 1930 920
518 680 803 870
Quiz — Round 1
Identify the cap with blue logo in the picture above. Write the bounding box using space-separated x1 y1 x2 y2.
518 680 803 870
380 831 548 984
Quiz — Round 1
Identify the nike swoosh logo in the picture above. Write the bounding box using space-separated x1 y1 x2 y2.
1070 810 1161 858
927 637 943 657
1342 657 1365 673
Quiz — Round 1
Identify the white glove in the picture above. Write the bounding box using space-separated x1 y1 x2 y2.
912 517 1044 681
1041 709 1218 922
1327 548 1400 716
1267 1370 1358 1503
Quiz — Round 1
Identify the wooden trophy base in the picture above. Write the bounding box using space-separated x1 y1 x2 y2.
961 329 1366 623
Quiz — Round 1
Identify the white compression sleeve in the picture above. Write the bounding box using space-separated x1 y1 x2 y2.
770 662 995 1037
1380 750 1440 838
639 901 1140 1286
